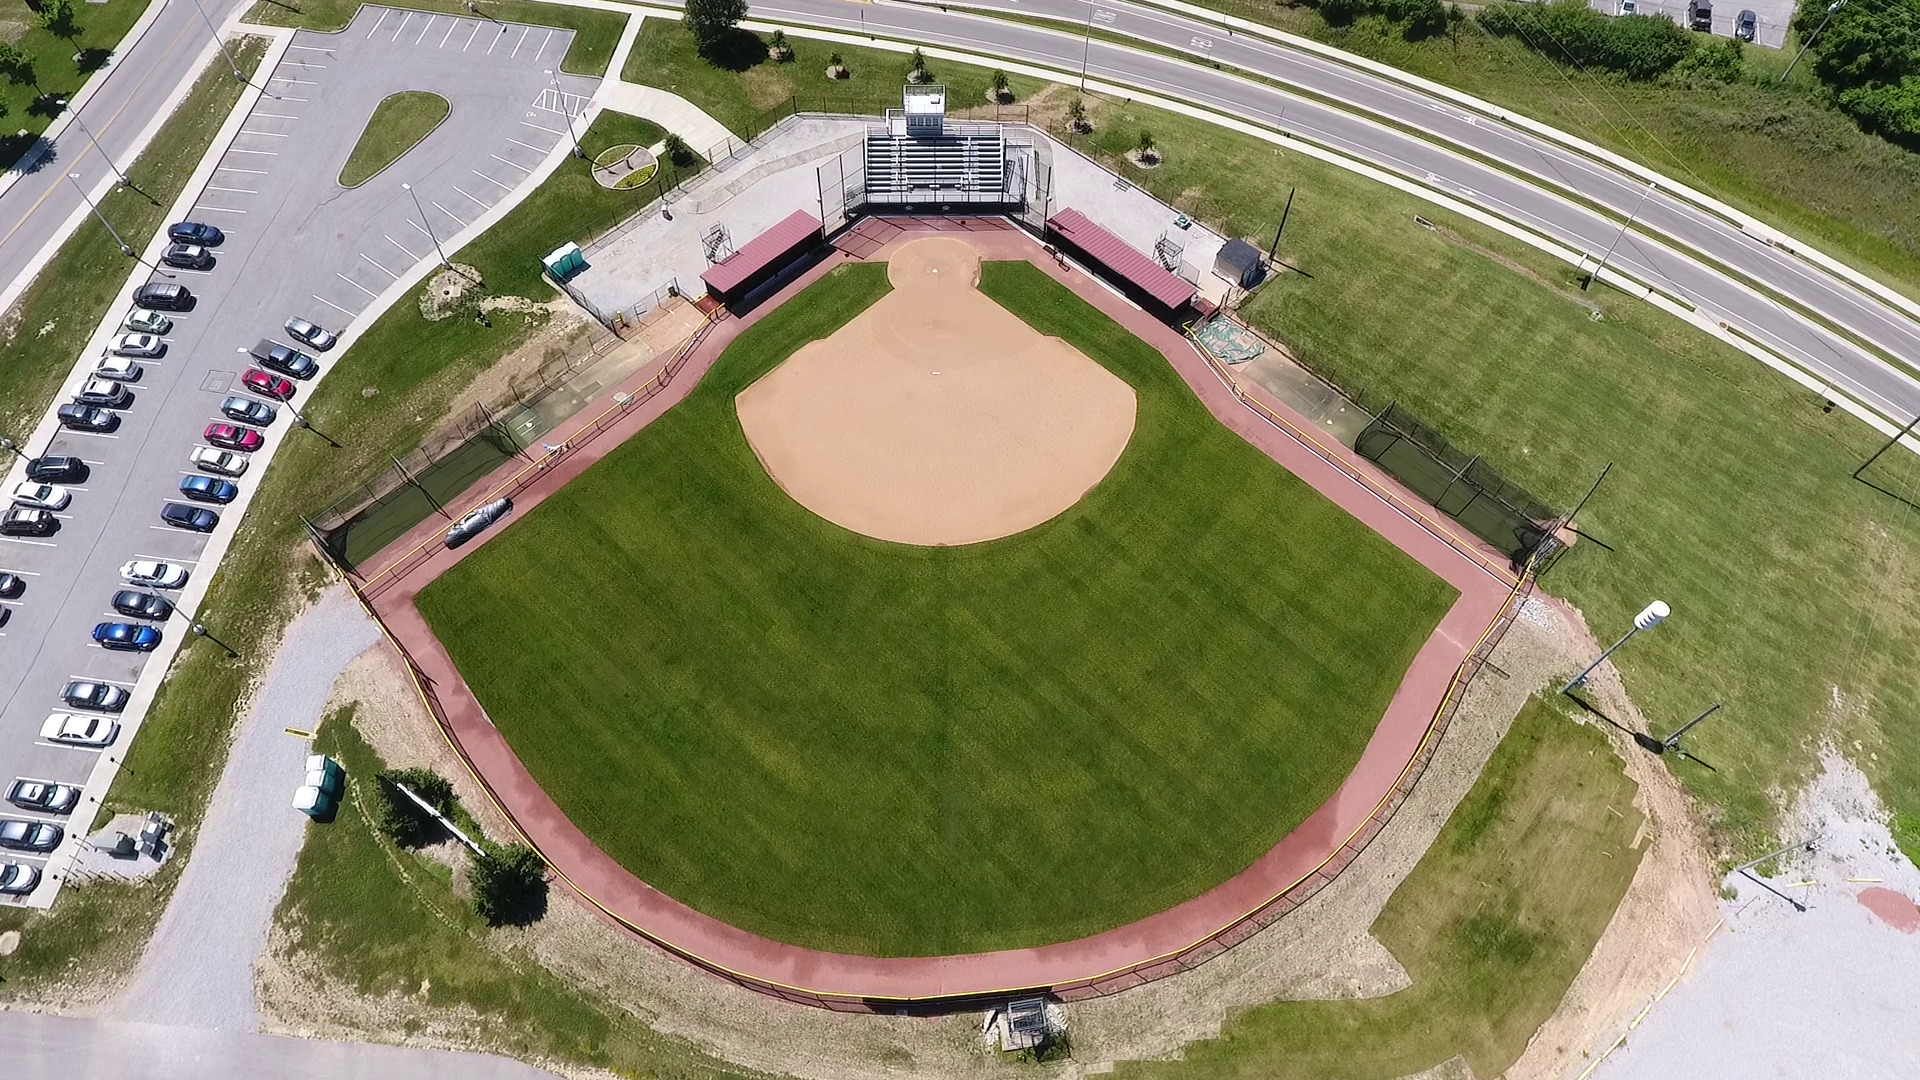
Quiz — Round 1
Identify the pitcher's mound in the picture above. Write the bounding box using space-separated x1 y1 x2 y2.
737 237 1137 546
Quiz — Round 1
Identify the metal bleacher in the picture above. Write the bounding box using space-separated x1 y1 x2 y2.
864 85 1010 205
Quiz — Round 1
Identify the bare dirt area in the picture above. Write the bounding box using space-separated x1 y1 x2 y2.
735 236 1136 546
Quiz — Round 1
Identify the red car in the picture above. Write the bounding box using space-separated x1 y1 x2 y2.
204 423 264 452
242 368 295 400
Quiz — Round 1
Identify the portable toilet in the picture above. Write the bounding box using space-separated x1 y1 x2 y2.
542 241 588 283
306 754 344 797
293 784 333 818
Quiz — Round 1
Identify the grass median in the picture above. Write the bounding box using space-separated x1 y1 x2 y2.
242 0 626 77
339 90 451 187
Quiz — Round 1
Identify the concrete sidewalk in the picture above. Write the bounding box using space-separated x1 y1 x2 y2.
597 81 738 153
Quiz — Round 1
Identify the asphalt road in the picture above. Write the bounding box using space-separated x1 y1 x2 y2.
0 0 256 309
741 0 1920 422
0 8 595 905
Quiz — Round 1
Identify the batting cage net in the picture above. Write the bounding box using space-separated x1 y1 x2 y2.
1354 402 1562 565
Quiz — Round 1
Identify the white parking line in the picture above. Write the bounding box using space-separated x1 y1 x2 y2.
335 274 379 299
471 169 513 192
278 97 309 103
405 218 435 240
440 19 457 48
194 207 247 214
488 153 528 172
368 8 389 37
269 78 317 86
217 166 267 174
239 130 290 138
253 112 300 120
510 25 529 58
416 15 434 44
225 148 278 156
206 186 256 195
311 294 358 318
465 21 480 51
287 43 331 52
0 566 39 574
519 119 564 136
36 742 105 754
505 135 546 153
0 536 57 547
451 184 489 208
431 200 464 225
358 252 400 279
384 234 421 260
283 62 327 70
488 27 502 55
63 431 118 439
534 27 554 62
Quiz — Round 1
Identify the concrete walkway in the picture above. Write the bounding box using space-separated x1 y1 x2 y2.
1 1014 559 1080
597 80 739 155
113 588 380 1031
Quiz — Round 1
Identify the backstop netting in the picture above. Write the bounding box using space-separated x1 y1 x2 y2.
1354 402 1561 565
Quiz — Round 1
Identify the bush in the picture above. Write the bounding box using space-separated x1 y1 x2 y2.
1839 77 1920 149
1313 0 1451 39
1794 0 1920 147
663 132 697 167
1669 38 1749 85
469 841 549 925
1477 1 1695 80
373 767 456 848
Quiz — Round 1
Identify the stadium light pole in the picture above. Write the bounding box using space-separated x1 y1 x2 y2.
1782 0 1845 83
545 69 585 159
402 182 452 270
1562 600 1670 695
189 621 239 659
1585 181 1654 291
54 100 130 186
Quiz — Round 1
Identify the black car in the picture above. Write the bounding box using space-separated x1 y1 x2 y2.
26 456 87 482
6 778 79 814
132 282 194 311
0 819 62 852
167 221 224 246
56 403 118 432
160 243 213 270
248 339 318 380
1735 8 1756 40
0 572 22 599
62 680 130 713
111 589 173 620
160 502 218 532
219 395 276 426
0 508 54 537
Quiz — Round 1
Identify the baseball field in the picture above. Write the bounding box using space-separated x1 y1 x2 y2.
415 256 1458 957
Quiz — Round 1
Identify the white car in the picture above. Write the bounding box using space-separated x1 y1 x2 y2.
125 309 172 335
120 559 189 589
0 862 40 896
95 354 144 381
110 333 165 358
40 712 120 747
10 482 71 511
190 446 248 476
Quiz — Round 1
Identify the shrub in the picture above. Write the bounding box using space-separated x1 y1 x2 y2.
373 767 456 848
469 841 549 925
663 132 697 167
1477 1 1694 80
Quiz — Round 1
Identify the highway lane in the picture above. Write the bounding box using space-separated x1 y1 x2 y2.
0 10 592 906
0 0 256 309
742 0 1920 418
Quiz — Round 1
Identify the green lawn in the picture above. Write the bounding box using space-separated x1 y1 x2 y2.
339 90 450 187
416 261 1457 957
1148 5 1920 303
242 0 626 76
0 0 156 168
276 706 770 1079
1116 696 1645 1079
622 20 1045 141
1060 94 1920 861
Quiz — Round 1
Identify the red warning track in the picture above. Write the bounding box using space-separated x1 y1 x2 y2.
355 216 1525 1009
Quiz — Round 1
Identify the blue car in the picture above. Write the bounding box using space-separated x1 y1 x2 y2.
167 221 223 246
160 502 219 532
94 622 161 651
179 475 238 504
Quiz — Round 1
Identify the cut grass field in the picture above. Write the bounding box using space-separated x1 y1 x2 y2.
1059 94 1920 860
1115 696 1645 1080
338 90 450 187
416 260 1457 957
241 0 625 76
0 0 156 167
622 20 1044 141
277 705 768 1079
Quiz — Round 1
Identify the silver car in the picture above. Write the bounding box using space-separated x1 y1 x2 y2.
0 861 40 895
284 317 337 351
95 354 144 382
111 333 165 358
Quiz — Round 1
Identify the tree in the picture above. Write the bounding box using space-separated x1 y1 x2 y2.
663 132 696 167
1135 129 1158 162
907 47 933 83
768 28 792 61
683 0 749 57
1066 95 1089 133
469 841 548 925
0 42 36 89
373 768 457 848
991 69 1010 96
38 0 79 42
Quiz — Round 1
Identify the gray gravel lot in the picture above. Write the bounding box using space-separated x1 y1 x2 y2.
112 586 378 1032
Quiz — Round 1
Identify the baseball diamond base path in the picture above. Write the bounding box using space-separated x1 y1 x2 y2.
358 217 1516 1005
736 237 1137 546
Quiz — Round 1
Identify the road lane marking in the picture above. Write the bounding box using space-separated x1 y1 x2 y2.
359 252 400 279
335 273 380 298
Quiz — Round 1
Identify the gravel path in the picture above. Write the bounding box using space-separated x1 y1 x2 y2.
113 586 381 1032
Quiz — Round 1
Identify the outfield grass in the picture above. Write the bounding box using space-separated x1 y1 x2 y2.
1116 696 1645 1079
242 0 625 76
339 90 450 187
276 705 769 1079
621 20 1045 141
0 0 156 168
416 260 1457 957
1060 94 1920 860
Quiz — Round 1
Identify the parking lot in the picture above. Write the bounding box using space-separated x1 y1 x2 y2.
0 6 596 904
1586 0 1794 48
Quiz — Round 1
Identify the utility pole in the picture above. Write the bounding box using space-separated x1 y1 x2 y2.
1585 181 1654 291
1782 0 1845 83
187 0 245 81
55 100 130 186
402 182 451 269
66 172 172 277
1080 5 1097 92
